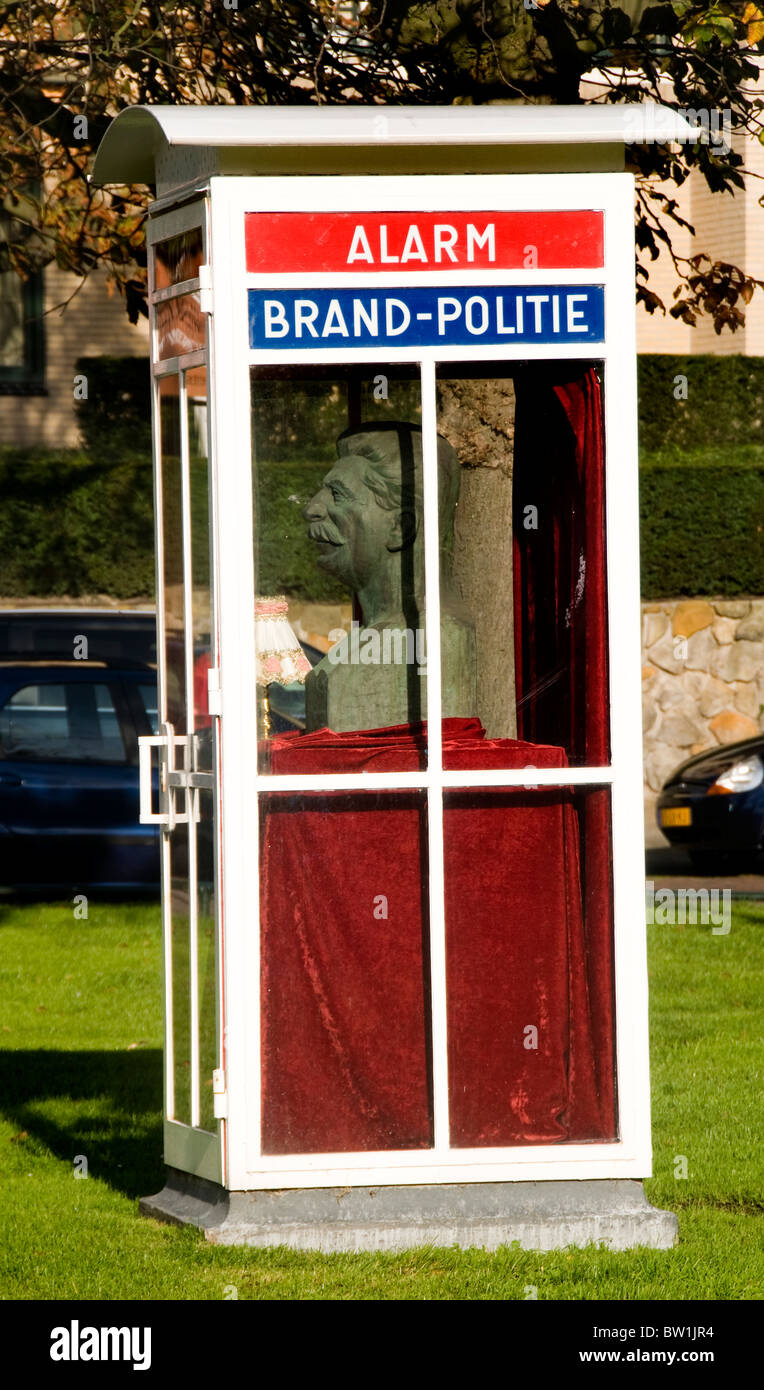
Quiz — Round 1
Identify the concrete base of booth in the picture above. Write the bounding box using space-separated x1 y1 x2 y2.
140 1169 678 1251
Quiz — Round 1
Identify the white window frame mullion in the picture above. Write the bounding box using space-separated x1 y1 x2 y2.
152 350 207 378
207 179 262 1186
420 358 450 1153
254 766 613 793
150 276 201 304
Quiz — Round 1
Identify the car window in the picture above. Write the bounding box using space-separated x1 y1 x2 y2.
137 682 159 734
0 682 127 763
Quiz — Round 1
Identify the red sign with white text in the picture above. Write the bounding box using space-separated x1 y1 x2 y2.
245 210 604 274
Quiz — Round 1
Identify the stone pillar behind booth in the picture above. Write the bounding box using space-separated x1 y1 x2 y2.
438 376 516 740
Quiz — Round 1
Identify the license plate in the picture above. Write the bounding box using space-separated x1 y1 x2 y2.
661 806 692 828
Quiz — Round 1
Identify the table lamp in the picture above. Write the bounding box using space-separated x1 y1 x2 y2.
255 596 311 737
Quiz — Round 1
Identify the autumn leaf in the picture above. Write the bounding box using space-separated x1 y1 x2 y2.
743 2 764 43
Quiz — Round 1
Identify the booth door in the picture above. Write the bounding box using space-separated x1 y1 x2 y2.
154 365 222 1182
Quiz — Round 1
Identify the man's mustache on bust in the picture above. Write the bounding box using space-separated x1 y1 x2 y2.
307 523 342 546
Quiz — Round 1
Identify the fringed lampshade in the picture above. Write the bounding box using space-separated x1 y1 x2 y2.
255 596 311 737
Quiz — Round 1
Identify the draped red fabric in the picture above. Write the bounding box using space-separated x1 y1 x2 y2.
512 365 616 1129
260 719 615 1154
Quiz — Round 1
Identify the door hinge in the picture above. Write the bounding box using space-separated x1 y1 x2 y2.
212 1067 227 1119
198 263 213 315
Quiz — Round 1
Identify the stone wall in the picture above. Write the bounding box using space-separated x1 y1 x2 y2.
642 598 764 816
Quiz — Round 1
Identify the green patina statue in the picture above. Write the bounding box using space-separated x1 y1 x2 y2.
303 421 477 733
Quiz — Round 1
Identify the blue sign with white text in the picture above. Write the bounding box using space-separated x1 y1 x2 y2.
248 285 605 350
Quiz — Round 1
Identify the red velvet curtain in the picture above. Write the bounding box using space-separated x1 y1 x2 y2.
512 364 616 1130
257 363 618 1156
261 721 615 1154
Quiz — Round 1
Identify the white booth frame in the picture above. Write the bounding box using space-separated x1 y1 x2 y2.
150 170 651 1191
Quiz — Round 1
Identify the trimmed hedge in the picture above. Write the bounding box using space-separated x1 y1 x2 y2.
74 356 152 460
638 354 764 455
0 447 345 602
256 458 346 603
72 353 761 464
3 446 759 602
1 355 762 601
637 355 764 597
0 449 154 597
639 466 764 599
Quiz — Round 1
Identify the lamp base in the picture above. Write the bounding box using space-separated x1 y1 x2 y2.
140 1169 677 1252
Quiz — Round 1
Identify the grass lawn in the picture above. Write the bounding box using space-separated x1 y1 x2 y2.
0 897 761 1301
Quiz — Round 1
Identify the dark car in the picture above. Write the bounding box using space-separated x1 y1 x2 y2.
0 609 321 891
0 607 157 668
0 608 159 893
656 735 764 872
0 661 160 893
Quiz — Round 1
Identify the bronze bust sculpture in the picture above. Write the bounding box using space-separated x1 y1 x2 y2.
303 422 476 732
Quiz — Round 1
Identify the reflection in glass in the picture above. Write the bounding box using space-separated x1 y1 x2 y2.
154 228 204 289
170 831 191 1126
186 365 213 772
156 292 205 361
259 790 432 1154
197 788 218 1134
251 365 420 605
443 784 616 1148
251 367 446 767
513 365 610 767
255 595 311 742
159 376 186 734
435 362 609 767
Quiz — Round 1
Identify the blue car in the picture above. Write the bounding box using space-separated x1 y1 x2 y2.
656 735 764 873
0 609 322 892
0 660 160 893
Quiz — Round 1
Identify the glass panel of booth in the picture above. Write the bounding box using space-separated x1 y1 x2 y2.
249 354 617 1158
186 365 219 1135
248 359 611 773
149 210 208 362
434 360 610 770
154 227 204 289
157 372 190 1126
256 781 616 1156
259 787 433 1154
196 787 218 1134
442 783 617 1148
187 364 214 773
156 363 219 1136
249 363 427 771
159 375 187 736
156 293 206 362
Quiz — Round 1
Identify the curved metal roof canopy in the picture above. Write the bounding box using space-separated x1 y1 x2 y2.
93 103 698 190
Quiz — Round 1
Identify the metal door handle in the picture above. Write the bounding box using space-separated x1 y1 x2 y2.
139 728 193 827
139 734 167 824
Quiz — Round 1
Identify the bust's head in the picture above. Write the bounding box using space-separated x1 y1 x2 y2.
303 422 460 602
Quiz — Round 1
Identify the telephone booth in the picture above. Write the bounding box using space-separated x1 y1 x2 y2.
94 104 692 1250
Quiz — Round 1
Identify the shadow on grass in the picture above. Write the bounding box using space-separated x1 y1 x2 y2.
0 1049 165 1198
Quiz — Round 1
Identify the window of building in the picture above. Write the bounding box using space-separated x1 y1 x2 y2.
0 214 45 393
